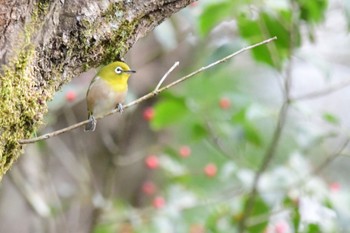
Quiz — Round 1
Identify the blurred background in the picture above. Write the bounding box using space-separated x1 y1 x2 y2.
1 0 350 232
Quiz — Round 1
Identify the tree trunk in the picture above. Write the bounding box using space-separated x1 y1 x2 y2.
0 0 194 179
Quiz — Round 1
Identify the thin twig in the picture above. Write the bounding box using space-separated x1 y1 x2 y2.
244 139 350 230
204 121 233 159
9 168 51 217
311 138 350 176
100 185 244 227
285 137 350 192
247 208 288 227
291 79 350 101
238 30 291 231
18 37 277 144
153 61 179 93
238 101 289 232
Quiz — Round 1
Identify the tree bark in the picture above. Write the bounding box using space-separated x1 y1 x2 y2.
0 0 195 179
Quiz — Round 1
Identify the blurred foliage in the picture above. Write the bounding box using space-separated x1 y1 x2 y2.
8 0 350 232
295 0 328 23
237 11 301 69
90 0 350 232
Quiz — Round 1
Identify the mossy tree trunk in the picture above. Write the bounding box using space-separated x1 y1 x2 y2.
0 0 195 179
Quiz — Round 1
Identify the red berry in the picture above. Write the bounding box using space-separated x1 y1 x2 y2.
179 145 191 158
204 163 217 177
145 155 159 169
329 182 341 192
65 90 76 102
143 107 155 121
190 2 199 7
274 221 288 233
219 97 230 110
142 181 156 195
189 224 204 233
152 196 165 209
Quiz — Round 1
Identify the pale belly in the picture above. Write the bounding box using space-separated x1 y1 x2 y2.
87 77 127 115
93 91 126 115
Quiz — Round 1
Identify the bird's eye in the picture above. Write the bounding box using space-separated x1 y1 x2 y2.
115 67 123 74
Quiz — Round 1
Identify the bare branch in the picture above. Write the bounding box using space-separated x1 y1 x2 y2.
9 168 51 217
153 61 179 93
18 37 277 145
238 40 292 231
311 138 350 176
238 101 290 232
292 79 350 101
282 137 350 196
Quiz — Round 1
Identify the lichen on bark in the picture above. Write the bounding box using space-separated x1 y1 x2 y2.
0 0 195 180
0 2 52 177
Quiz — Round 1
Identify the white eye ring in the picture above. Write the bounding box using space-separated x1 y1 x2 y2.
115 67 123 74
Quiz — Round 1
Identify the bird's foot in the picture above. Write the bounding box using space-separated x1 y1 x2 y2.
85 115 96 132
116 103 123 113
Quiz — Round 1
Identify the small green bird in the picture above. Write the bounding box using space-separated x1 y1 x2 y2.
85 61 136 131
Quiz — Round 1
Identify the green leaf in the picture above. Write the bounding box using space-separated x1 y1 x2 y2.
232 108 247 124
306 223 321 233
246 196 269 233
323 197 334 209
243 122 263 147
93 224 114 233
205 207 230 233
322 112 339 125
291 203 301 233
237 10 300 69
232 108 262 147
190 123 208 140
169 174 192 184
151 95 187 130
296 0 328 23
261 11 293 55
199 1 235 36
283 197 300 233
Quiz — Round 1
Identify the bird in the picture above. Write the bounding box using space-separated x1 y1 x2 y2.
85 61 136 132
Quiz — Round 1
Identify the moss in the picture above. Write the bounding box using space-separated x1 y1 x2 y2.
98 20 138 64
0 1 52 179
35 1 49 18
102 2 125 21
0 1 140 179
37 1 138 78
73 2 138 67
0 47 48 177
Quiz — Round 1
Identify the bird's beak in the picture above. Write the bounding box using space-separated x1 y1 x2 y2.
125 70 136 74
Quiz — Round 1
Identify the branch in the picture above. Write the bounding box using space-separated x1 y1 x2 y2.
0 0 197 179
153 61 179 93
9 168 51 217
18 37 277 144
238 42 293 231
311 138 350 176
291 79 350 101
238 101 289 232
204 121 235 160
283 137 350 197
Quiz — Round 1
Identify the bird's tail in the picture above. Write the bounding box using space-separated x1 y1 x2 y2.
84 114 96 132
